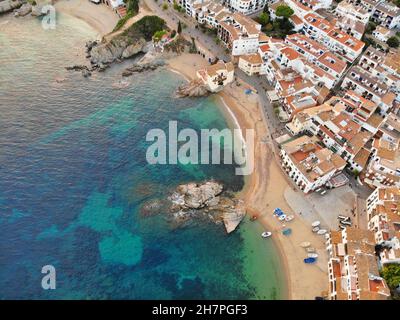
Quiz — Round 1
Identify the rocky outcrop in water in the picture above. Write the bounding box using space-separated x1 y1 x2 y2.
122 60 165 77
172 181 223 210
86 16 166 68
0 0 24 14
169 181 246 233
89 37 147 65
176 79 209 98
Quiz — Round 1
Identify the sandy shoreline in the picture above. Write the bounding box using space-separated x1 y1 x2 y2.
47 0 328 299
55 0 118 37
168 53 328 300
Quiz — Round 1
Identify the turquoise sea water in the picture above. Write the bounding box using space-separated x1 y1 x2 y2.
0 13 285 299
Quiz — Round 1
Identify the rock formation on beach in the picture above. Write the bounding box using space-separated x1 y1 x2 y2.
0 0 24 14
175 79 209 98
87 16 166 66
169 181 246 233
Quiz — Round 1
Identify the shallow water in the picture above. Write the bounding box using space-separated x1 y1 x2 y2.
0 13 285 299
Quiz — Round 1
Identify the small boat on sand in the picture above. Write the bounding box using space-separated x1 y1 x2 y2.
278 214 286 221
308 253 318 258
312 221 321 227
300 242 311 248
285 215 294 222
317 229 327 235
250 215 258 221
312 227 320 233
306 247 316 253
304 257 316 264
261 231 272 238
282 228 292 236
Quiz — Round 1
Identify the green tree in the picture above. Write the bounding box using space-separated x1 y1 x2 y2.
177 20 182 34
259 12 270 26
387 36 400 48
276 5 294 18
381 263 400 299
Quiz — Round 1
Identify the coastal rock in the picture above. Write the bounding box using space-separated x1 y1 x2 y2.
121 39 147 59
122 60 165 76
0 0 24 14
168 181 246 233
82 69 91 78
14 2 31 16
175 181 223 209
176 79 209 98
222 201 246 234
89 36 147 65
65 65 90 72
31 5 45 17
87 15 166 67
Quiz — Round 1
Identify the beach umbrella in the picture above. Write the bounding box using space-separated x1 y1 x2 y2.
311 221 320 227
300 241 311 248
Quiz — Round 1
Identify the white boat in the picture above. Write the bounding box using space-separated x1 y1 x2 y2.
312 227 320 233
312 221 321 227
261 231 272 238
306 247 316 253
300 241 311 248
285 215 294 222
308 253 318 258
278 214 286 221
317 229 327 235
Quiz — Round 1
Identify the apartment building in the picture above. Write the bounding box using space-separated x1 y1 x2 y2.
224 0 267 15
326 227 391 300
335 0 371 25
372 25 393 42
190 1 230 28
371 1 400 29
367 186 400 218
238 52 266 75
364 114 400 188
367 187 400 265
342 66 397 115
279 135 346 193
285 33 347 79
302 13 365 62
217 12 262 55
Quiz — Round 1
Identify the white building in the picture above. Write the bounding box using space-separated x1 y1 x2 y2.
217 12 262 56
224 0 267 15
326 227 391 300
367 187 400 265
372 2 400 29
280 135 346 193
302 13 365 63
196 60 235 92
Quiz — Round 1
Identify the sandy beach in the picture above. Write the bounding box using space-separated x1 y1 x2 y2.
168 53 328 300
50 0 328 298
55 0 118 37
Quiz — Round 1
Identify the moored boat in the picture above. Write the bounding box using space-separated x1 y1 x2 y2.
261 231 272 238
